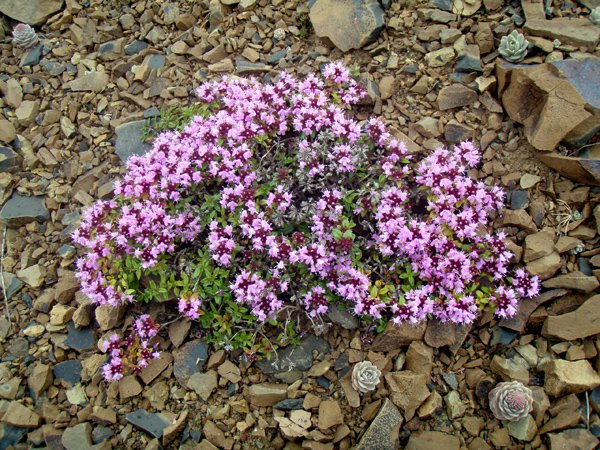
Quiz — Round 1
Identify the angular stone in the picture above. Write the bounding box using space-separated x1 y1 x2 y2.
406 431 460 450
405 341 434 376
524 229 555 262
543 295 600 341
544 359 600 397
54 360 83 386
490 355 530 384
0 0 63 25
543 272 599 292
274 416 308 439
445 390 466 419
173 340 208 385
327 306 358 330
500 58 600 151
95 303 126 331
16 264 44 288
247 383 287 407
424 319 459 348
507 415 538 442
526 251 561 280
28 363 53 396
317 400 343 430
425 47 455 67
256 335 328 374
187 370 217 401
64 322 95 351
372 321 426 351
67 72 110 93
62 422 109 450
140 352 173 385
125 409 170 439
547 428 598 450
437 84 478 110
0 121 16 144
4 401 39 428
386 371 430 421
309 0 384 52
119 375 142 399
115 120 152 161
524 13 599 49
2 79 22 109
0 194 49 226
500 289 567 333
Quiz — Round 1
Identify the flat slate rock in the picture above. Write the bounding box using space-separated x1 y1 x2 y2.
256 335 329 374
114 120 152 161
355 398 403 449
0 194 49 226
172 339 208 384
0 0 64 25
64 322 95 351
53 360 83 386
0 424 27 448
125 409 170 439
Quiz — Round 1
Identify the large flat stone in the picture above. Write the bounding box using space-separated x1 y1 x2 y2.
543 295 600 340
115 120 152 162
0 0 63 25
0 194 49 226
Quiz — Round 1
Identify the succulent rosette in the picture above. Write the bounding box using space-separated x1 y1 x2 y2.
352 361 381 393
488 381 533 421
498 30 529 63
12 23 39 50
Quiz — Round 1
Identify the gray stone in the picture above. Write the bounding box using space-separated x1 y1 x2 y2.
355 398 403 450
40 59 66 76
124 40 148 56
62 422 109 450
8 337 28 358
54 360 83 386
0 194 49 226
256 335 329 374
327 306 358 330
273 398 304 410
510 190 530 210
20 44 43 67
115 120 152 161
64 322 95 351
0 147 21 173
0 0 63 25
67 71 109 93
235 58 273 74
548 428 599 449
0 424 27 448
309 0 385 52
455 45 482 73
1 273 22 301
145 54 166 69
173 339 208 384
125 409 170 439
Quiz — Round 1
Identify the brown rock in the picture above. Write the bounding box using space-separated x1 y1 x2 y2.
95 303 126 331
437 84 478 110
119 375 142 399
544 359 600 396
475 22 494 54
0 0 64 25
524 14 599 49
203 420 226 448
490 355 530 384
217 360 241 383
424 319 458 348
28 363 53 396
163 410 188 447
15 100 39 127
501 209 537 232
543 271 599 292
406 431 460 450
2 78 22 108
0 119 16 143
309 0 384 52
274 416 308 439
187 370 217 401
4 401 40 427
318 400 343 430
507 415 538 442
90 406 117 425
526 251 561 280
542 295 600 340
418 390 443 419
500 58 600 151
54 271 80 303
547 428 598 450
371 321 426 351
524 229 555 262
405 341 434 376
500 289 567 332
67 72 110 93
355 399 403 450
50 304 75 325
247 383 287 407
386 371 430 421
168 319 190 348
538 409 581 434
139 353 173 385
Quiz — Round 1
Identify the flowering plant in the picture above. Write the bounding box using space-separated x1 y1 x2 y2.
73 63 539 363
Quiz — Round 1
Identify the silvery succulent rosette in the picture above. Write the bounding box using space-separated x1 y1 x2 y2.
488 381 533 421
12 23 39 50
352 361 381 394
590 7 600 26
498 30 529 63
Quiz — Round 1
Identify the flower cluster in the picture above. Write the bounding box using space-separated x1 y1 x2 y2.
74 62 539 336
100 314 160 381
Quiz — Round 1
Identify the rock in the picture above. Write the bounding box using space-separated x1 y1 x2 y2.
172 339 208 385
520 174 541 189
62 422 109 450
256 335 328 374
386 371 430 421
247 383 288 407
0 424 28 449
501 209 537 232
67 71 110 93
0 0 63 25
15 100 39 127
125 40 148 56
327 306 358 330
4 401 39 428
524 229 555 263
544 360 600 396
445 391 466 419
218 360 241 383
452 0 482 15
526 252 561 280
418 390 443 419
523 0 599 49
506 415 537 442
64 322 95 351
444 120 474 143
318 400 343 430
0 194 49 226
187 370 218 401
543 295 600 340
371 321 426 351
53 360 83 386
0 146 20 174
510 190 529 210
406 431 460 450
425 47 455 67
16 264 44 288
50 304 74 325
490 355 530 384
309 0 385 52
0 378 20 400
543 272 599 292
355 398 402 449
0 121 16 144
168 319 191 348
55 271 80 304
547 428 599 449
437 84 478 110
114 120 152 161
379 76 395 100
61 116 76 138
28 363 53 396
455 45 482 73
163 410 188 447
2 79 22 108
500 58 600 151
95 303 126 331
90 407 117 425
537 152 600 186
203 420 226 448
414 117 441 138
417 8 456 23
143 381 169 410
405 341 434 376
140 353 173 385
274 416 308 439
125 409 170 439
119 375 142 399
424 319 459 348
66 384 88 405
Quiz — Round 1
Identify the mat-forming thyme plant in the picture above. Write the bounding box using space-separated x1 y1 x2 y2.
74 63 539 377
